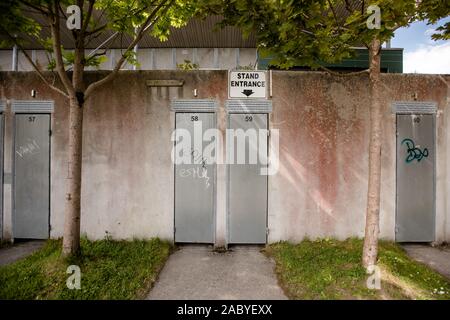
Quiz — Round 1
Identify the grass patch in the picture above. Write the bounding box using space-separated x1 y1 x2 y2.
0 238 172 299
266 239 450 300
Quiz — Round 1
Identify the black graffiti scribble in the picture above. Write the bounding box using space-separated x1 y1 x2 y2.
191 148 207 168
401 138 429 163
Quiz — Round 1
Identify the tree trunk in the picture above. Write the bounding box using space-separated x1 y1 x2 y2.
362 38 382 269
62 95 84 256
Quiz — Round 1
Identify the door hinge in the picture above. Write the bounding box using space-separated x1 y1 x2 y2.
266 228 270 235
49 129 52 136
267 130 271 137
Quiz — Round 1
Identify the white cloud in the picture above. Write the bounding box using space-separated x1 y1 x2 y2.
403 42 450 74
423 28 441 44
424 28 436 36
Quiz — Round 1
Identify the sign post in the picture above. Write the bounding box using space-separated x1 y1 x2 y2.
229 71 267 99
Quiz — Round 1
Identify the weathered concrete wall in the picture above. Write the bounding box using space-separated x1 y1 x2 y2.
268 72 449 243
0 70 449 243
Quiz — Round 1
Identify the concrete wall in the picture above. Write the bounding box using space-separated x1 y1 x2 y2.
0 71 449 243
268 73 449 243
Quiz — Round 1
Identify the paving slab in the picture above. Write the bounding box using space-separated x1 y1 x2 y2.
402 244 450 279
147 245 287 300
0 241 45 267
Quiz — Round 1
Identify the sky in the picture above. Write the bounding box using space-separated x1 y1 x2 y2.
392 17 450 74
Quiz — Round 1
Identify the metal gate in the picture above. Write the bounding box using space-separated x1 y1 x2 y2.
174 112 215 243
396 114 435 242
14 114 50 239
228 113 268 244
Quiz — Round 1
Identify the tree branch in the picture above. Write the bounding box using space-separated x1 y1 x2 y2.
85 28 117 48
85 0 159 37
84 0 173 99
81 0 95 36
22 49 70 98
317 64 370 76
1 28 68 98
327 0 340 26
48 0 75 96
58 1 67 20
343 0 353 13
85 24 107 36
17 0 50 16
88 49 107 58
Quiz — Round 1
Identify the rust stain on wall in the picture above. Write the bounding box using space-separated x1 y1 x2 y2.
1 70 449 241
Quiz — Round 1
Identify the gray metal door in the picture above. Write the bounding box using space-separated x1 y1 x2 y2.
174 112 215 243
14 114 50 239
396 114 435 242
228 113 268 244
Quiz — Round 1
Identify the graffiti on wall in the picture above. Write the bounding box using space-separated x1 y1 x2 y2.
16 139 40 158
178 148 211 189
401 138 429 163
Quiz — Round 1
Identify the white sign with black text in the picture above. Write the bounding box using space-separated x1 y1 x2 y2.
229 71 267 99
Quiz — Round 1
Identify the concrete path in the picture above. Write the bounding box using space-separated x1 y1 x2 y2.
402 244 450 279
0 241 45 267
147 245 287 300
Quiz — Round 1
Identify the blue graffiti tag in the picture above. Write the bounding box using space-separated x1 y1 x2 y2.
401 138 429 163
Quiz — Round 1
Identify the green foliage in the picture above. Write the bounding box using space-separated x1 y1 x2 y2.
0 238 172 299
0 0 42 47
198 0 447 70
0 0 196 69
176 60 199 70
121 50 140 68
95 0 196 42
266 239 450 300
417 0 450 40
47 49 108 71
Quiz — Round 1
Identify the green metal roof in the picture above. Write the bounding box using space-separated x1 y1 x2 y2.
257 48 403 73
